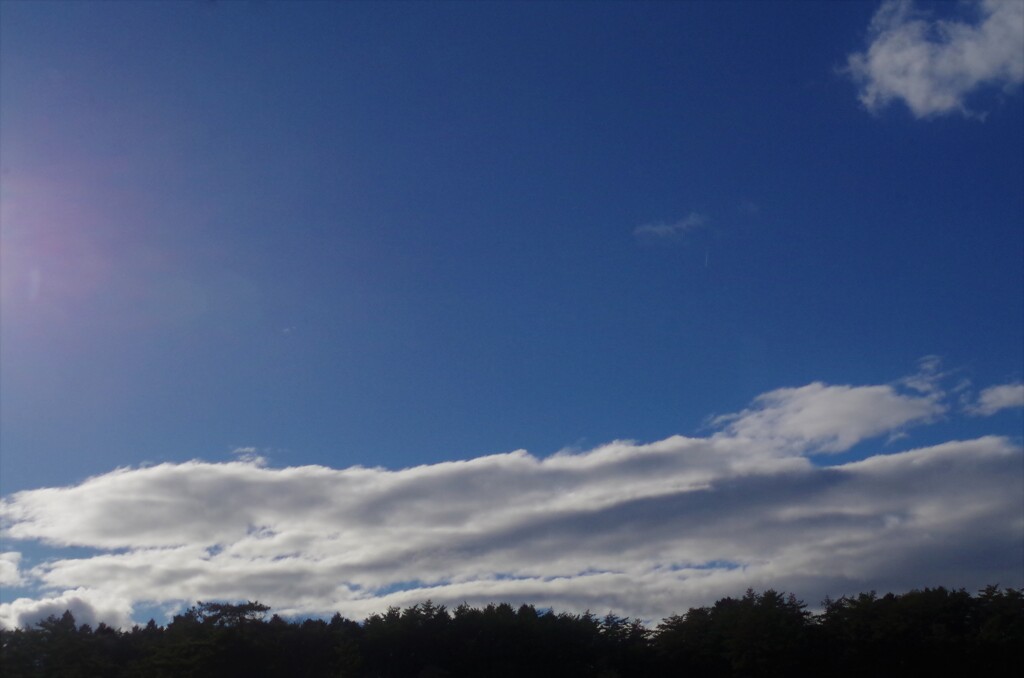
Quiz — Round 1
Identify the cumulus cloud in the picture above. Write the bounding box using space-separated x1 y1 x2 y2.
967 382 1024 416
0 551 25 587
1 372 1021 629
846 0 1024 118
0 588 134 630
633 213 706 239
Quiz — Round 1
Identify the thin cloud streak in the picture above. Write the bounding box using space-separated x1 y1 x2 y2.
633 213 706 239
1 372 1021 629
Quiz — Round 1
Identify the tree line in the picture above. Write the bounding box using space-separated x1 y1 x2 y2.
1 586 1020 677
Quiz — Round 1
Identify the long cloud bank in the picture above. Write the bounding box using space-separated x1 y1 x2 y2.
1 373 1022 629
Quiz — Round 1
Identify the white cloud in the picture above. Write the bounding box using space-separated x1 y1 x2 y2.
846 0 1024 118
711 381 944 453
967 382 1024 416
900 354 946 394
231 446 268 466
633 213 706 239
0 373 1020 628
0 551 24 587
0 588 134 630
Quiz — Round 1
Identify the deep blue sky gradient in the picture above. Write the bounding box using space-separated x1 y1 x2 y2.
1 0 1021 492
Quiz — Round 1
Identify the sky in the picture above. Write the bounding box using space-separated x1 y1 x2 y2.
0 0 1022 629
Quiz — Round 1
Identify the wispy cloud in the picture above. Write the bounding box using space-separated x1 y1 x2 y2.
633 213 706 240
846 0 1024 118
966 382 1024 416
737 200 760 217
231 446 268 466
1 368 1020 629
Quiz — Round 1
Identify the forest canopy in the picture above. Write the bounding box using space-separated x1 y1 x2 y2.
1 586 1020 677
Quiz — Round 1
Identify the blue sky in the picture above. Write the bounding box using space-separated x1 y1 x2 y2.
1 0 1022 628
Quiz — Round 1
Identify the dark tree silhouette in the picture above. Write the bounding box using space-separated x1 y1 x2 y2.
1 587 1021 677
